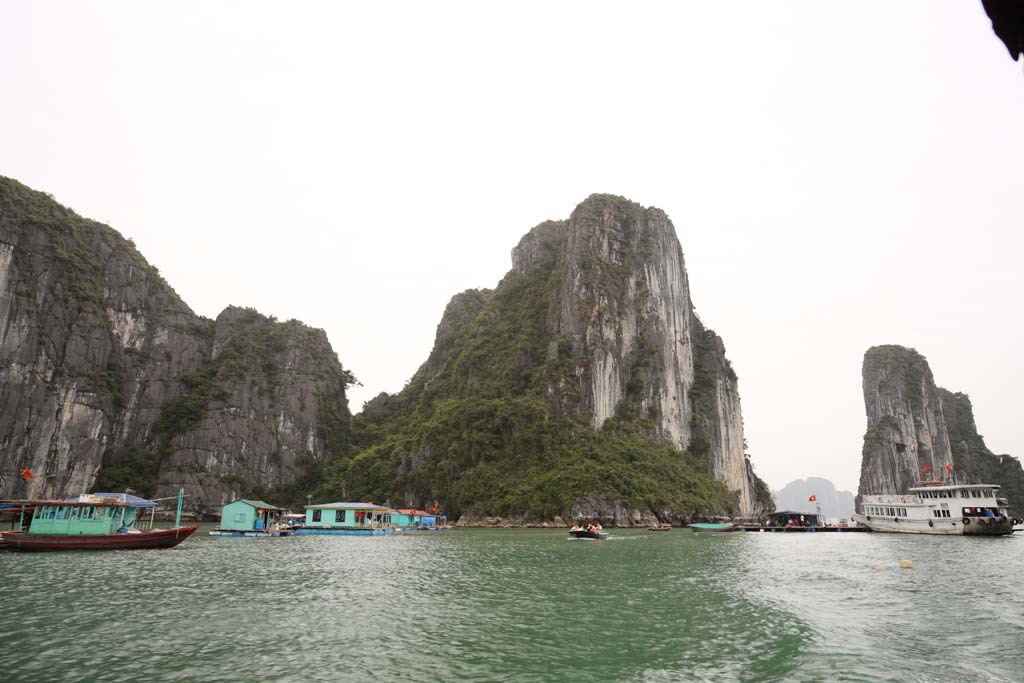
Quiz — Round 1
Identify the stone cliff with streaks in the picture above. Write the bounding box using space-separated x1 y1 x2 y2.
340 194 771 521
857 345 1023 514
0 177 355 515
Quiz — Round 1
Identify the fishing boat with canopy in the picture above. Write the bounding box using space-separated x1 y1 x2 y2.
0 489 198 551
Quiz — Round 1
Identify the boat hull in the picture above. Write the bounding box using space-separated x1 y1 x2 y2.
2 525 200 551
852 514 1013 536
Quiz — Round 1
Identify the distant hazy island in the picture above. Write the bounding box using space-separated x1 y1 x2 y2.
773 478 855 521
0 177 773 526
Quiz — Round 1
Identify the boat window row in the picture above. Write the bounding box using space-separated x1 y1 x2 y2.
865 506 907 517
932 509 951 518
920 489 992 499
34 505 116 520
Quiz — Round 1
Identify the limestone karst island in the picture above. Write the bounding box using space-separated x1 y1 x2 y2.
3 4 1023 681
0 177 774 525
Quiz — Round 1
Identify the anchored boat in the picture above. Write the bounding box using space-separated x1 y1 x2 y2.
0 489 198 551
853 482 1016 536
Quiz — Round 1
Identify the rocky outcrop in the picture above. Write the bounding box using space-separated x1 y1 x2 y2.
939 389 1024 515
349 194 771 519
0 177 355 513
858 346 953 501
857 345 1023 514
547 196 758 514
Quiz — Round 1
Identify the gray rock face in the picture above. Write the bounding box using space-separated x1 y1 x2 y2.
0 177 354 513
858 346 954 502
546 195 758 514
857 345 1023 514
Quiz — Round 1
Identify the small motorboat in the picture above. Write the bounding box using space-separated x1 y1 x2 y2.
569 529 609 540
648 524 672 532
688 522 737 532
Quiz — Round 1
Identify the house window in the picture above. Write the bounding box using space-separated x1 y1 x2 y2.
335 510 346 523
312 510 322 523
234 513 246 522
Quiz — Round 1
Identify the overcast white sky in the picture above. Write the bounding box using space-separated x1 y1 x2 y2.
2 1 1021 493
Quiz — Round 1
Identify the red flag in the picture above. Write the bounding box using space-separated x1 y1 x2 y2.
808 495 817 502
945 464 952 472
19 468 32 480
923 464 931 473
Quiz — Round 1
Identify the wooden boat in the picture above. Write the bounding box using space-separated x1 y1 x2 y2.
569 529 609 540
648 524 672 532
688 522 737 532
0 489 198 552
4 526 199 551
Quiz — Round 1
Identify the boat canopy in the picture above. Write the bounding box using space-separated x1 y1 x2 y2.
908 483 1000 492
66 493 158 509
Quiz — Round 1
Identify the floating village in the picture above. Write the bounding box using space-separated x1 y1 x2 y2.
1 476 1020 551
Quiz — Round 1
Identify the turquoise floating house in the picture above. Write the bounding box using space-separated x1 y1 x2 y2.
391 509 424 529
391 509 452 530
210 500 292 537
297 502 394 536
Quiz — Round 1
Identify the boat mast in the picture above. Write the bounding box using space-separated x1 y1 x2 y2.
174 487 184 532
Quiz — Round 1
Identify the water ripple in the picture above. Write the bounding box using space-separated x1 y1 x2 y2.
1 527 1021 682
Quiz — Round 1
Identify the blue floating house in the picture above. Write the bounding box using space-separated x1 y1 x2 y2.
210 499 292 537
296 502 394 536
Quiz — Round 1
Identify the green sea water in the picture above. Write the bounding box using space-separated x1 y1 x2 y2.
1 526 1021 682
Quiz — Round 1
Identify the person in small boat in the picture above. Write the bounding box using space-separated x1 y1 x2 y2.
594 523 603 531
570 524 580 532
586 523 595 532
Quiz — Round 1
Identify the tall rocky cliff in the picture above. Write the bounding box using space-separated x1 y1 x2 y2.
335 194 771 523
0 177 355 514
857 345 1023 514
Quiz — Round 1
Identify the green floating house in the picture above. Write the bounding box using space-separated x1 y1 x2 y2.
297 502 394 536
210 500 292 537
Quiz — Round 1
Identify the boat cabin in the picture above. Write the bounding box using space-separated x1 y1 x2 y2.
862 484 1004 521
298 502 393 535
5 493 158 536
218 499 286 532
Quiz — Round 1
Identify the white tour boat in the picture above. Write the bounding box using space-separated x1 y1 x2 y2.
853 482 1017 536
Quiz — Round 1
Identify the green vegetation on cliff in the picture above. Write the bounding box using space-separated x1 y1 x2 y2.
315 222 743 521
940 389 1024 516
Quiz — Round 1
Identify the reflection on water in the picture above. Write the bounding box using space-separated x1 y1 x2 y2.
0 526 1021 682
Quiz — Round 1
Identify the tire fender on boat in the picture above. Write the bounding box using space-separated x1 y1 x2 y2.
928 520 934 527
962 517 970 525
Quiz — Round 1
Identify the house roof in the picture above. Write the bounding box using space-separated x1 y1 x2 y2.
305 502 390 511
396 509 429 515
231 499 285 511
